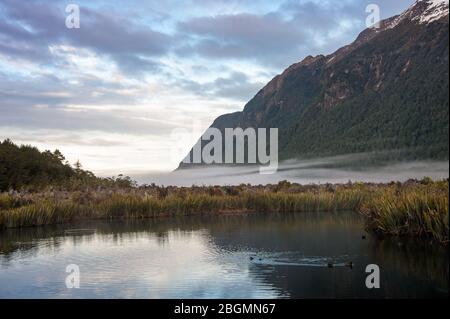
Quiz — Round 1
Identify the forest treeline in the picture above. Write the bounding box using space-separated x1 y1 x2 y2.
0 139 134 191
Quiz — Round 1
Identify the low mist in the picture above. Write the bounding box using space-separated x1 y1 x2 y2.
130 154 449 186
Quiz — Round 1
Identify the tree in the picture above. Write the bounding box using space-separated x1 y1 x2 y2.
74 160 83 175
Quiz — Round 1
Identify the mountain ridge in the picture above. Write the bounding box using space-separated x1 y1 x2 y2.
179 0 449 168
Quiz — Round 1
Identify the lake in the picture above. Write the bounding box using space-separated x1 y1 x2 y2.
0 212 448 298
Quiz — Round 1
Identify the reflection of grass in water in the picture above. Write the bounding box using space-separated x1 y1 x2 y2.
1 210 448 294
0 179 448 243
0 212 358 255
372 238 449 292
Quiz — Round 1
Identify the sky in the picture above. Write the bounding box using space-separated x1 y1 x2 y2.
0 0 415 175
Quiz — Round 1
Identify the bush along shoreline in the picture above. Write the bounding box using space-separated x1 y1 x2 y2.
0 178 448 245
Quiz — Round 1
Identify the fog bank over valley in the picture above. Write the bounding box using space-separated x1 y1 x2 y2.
129 154 449 186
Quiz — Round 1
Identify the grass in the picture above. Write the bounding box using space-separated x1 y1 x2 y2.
0 179 448 243
360 180 449 244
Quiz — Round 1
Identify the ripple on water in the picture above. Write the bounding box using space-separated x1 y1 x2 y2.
0 213 448 298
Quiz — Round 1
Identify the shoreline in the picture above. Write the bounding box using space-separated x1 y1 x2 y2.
0 179 448 244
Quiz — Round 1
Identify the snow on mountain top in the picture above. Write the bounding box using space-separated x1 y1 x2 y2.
383 0 448 29
414 0 449 24
426 0 448 7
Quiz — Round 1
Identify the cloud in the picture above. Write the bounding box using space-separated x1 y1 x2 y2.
0 104 176 135
175 0 416 67
0 69 177 135
0 0 415 74
67 8 173 57
0 0 417 172
178 71 264 101
176 13 306 66
0 0 173 74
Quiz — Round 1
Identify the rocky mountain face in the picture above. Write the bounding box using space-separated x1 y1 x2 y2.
180 0 449 168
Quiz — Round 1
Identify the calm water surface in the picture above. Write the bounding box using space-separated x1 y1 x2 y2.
0 212 448 298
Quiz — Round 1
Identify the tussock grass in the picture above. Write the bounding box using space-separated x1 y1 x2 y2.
0 179 448 243
0 201 80 228
360 180 448 244
0 193 31 210
0 186 365 228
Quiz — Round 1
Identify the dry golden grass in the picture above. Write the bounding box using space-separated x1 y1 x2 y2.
0 179 448 243
360 180 448 244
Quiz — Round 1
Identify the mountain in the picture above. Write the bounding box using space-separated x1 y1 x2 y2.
180 0 449 168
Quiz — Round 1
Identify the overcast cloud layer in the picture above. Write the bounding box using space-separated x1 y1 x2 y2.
0 0 415 174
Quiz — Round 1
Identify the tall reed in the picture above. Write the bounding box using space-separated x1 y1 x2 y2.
360 181 449 243
0 180 447 244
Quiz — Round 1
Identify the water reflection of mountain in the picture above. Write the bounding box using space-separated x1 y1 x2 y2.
207 212 449 298
0 213 448 298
